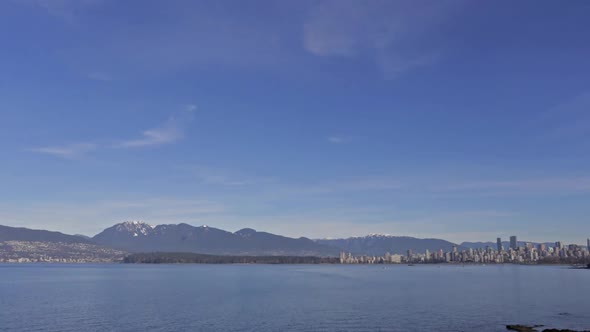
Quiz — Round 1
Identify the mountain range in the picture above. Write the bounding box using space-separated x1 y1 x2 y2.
0 225 92 244
92 222 338 256
1 221 475 258
317 235 464 256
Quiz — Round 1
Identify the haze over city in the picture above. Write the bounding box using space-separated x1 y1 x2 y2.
1 0 590 244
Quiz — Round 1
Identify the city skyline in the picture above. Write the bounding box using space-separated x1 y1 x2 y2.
340 240 590 265
341 235 590 264
1 1 590 243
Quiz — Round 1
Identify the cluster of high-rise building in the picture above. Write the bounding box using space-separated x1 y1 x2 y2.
340 237 590 264
339 251 404 264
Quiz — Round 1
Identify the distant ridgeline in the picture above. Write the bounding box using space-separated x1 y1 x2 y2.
1 222 589 264
123 252 339 264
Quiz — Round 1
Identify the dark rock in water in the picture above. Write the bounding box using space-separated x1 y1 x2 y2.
507 325 590 332
506 325 541 332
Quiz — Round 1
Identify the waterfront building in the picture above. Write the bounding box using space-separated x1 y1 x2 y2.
336 236 589 265
390 254 402 263
510 236 517 250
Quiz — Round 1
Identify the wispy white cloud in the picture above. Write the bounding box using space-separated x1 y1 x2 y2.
28 105 196 157
185 104 198 112
303 0 455 78
115 120 184 148
327 136 350 144
27 143 97 158
116 106 195 148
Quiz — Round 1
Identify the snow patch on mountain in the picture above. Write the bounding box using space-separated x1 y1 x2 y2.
114 221 154 236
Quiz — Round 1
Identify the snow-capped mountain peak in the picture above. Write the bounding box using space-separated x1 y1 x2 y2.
365 233 394 238
113 221 154 236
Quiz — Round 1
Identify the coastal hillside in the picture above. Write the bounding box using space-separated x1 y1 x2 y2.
92 222 340 257
317 234 464 255
0 225 91 244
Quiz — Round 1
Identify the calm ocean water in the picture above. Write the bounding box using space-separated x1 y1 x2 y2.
0 264 588 332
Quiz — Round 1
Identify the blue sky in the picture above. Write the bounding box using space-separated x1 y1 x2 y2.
1 0 589 243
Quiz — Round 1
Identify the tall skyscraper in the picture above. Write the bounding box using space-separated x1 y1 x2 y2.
510 236 517 250
497 238 502 252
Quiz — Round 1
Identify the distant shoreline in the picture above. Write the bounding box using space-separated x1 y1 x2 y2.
119 252 590 267
0 261 590 270
1 261 589 268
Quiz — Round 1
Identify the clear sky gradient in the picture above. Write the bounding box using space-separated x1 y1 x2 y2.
1 0 589 243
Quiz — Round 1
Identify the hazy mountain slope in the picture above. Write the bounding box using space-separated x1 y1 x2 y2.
0 225 91 244
93 222 338 256
317 235 463 255
234 228 339 256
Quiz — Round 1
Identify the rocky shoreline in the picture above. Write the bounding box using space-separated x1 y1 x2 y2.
507 325 590 332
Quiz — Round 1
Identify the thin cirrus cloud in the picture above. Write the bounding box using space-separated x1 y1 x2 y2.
115 104 196 148
303 0 456 78
327 136 349 144
27 143 97 159
115 105 196 148
28 105 196 158
18 0 455 78
114 120 184 148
